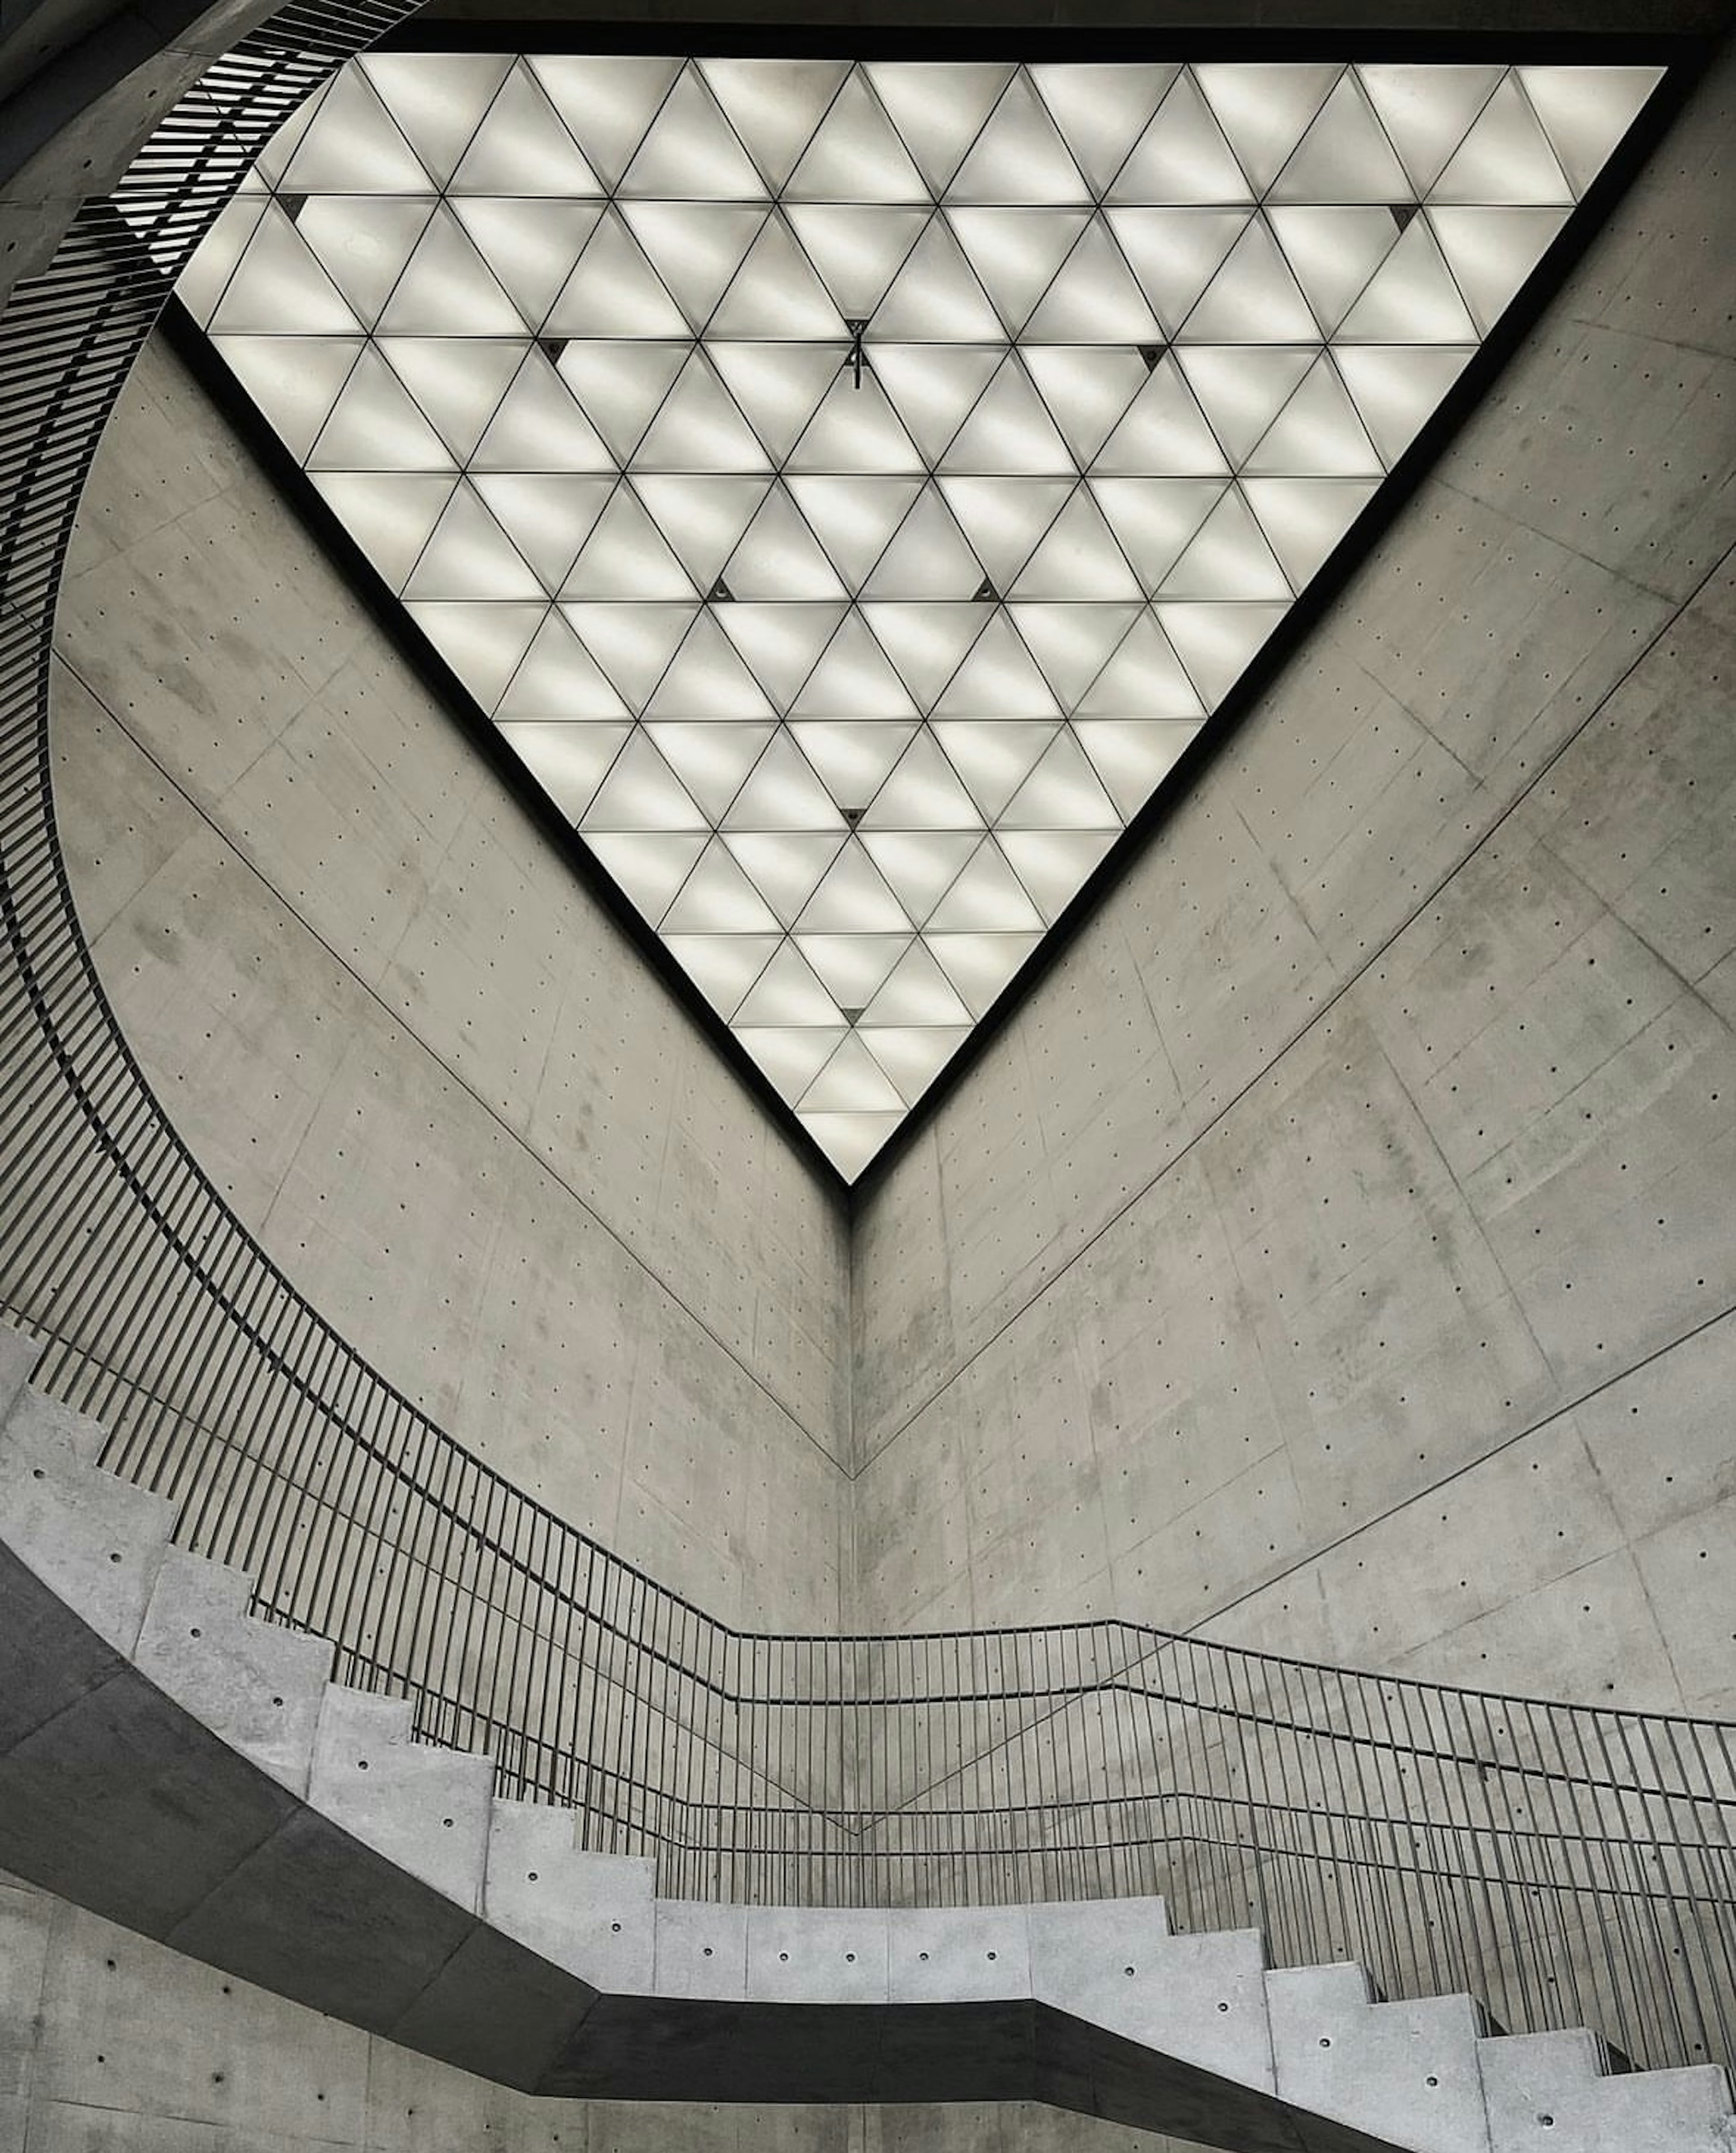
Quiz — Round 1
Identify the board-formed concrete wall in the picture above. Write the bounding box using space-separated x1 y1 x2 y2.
851 45 1736 1716
49 337 850 1629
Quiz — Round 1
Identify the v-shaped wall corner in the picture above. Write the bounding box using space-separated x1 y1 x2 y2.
177 53 1664 1179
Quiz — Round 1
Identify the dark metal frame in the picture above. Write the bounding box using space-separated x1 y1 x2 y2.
0 4 1730 2098
159 26 1709 1199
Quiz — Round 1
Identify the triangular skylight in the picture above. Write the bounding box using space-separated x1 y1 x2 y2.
178 53 1662 1178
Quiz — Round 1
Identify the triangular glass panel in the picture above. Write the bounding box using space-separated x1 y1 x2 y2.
529 55 682 187
1075 718 1200 816
210 203 361 336
859 486 987 602
873 217 1005 341
1357 64 1502 194
450 66 600 195
1242 476 1378 587
544 210 689 338
581 730 709 831
1031 63 1181 195
406 600 544 708
997 825 1118 922
860 830 982 925
1336 217 1476 342
861 939 972 1025
932 612 1061 718
1020 345 1150 469
359 52 513 185
377 208 524 335
1519 66 1660 197
790 614 919 721
1178 345 1316 464
1426 205 1568 333
1010 486 1142 602
807 1030 929 1112
930 721 1055 823
496 606 629 719
632 474 770 592
796 841 912 932
311 471 454 592
1265 205 1401 338
734 940 842 1026
926 838 1043 931
741 1024 849 1105
1157 599 1290 707
1090 477 1227 593
176 197 268 327
622 66 767 199
725 832 849 928
642 610 777 721
403 483 541 600
858 604 986 707
700 57 850 190
726 486 852 602
561 486 696 601
474 473 615 593
1433 74 1573 204
499 718 631 822
999 729 1118 827
1109 72 1255 207
716 604 848 708
786 204 929 317
945 208 1091 337
632 352 772 472
859 730 986 833
649 722 774 822
381 336 524 462
864 62 1015 195
869 344 1004 467
1195 62 1340 193
790 722 916 815
663 931 783 1020
280 67 431 194
940 358 1075 476
1024 221 1162 345
925 931 1043 1019
584 831 708 925
210 335 363 462
1158 484 1292 601
450 198 600 326
549 340 686 464
788 369 924 475
709 343 842 464
308 346 453 471
1106 208 1248 338
710 217 845 340
663 839 782 932
786 72 928 203
559 602 697 709
621 201 767 330
859 1025 974 1106
1244 352 1382 475
785 477 924 592
939 477 1071 593
950 75 1091 206
723 732 849 828
1333 343 1472 466
1177 216 1321 344
473 353 613 472
1092 355 1229 476
1074 611 1203 718
795 932 913 1004
1269 72 1413 203
1009 601 1142 707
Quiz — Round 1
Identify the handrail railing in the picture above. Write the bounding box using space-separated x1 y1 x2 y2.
0 12 1729 2092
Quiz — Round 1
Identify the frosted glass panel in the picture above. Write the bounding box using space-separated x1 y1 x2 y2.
182 51 1662 1176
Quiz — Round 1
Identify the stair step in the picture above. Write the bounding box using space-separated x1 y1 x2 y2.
0 1418 176 1654
1269 1964 1489 2153
486 1802 655 1991
136 1549 335 1797
309 1686 495 1912
1030 1915 1270 2092
1481 2031 1735 2150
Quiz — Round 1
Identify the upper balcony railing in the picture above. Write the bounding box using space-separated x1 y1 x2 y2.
0 1 1728 2091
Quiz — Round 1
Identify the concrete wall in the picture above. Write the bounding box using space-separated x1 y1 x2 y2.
49 335 850 1629
851 45 1736 1718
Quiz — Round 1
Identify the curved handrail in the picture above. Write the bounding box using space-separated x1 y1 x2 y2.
0 11 1730 2087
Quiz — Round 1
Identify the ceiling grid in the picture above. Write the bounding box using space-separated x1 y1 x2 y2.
177 53 1661 1176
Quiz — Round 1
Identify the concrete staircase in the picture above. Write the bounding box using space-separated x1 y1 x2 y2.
0 1324 1728 2153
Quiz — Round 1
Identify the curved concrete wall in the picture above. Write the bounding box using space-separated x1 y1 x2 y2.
50 335 849 1627
850 45 1736 1714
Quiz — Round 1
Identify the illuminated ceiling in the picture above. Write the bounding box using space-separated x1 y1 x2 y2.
177 53 1661 1178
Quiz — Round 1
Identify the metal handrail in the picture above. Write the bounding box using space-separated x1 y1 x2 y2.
0 14 1730 2087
